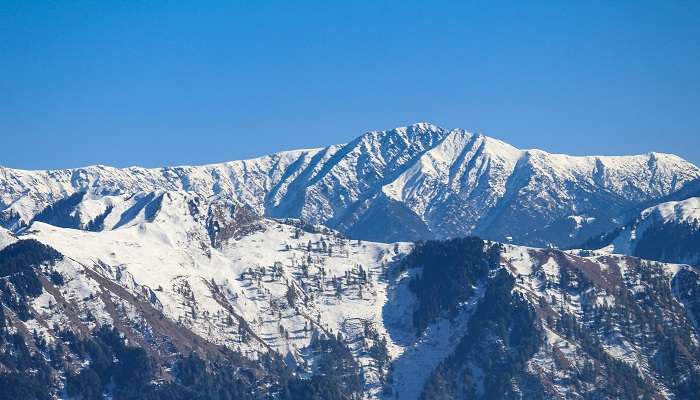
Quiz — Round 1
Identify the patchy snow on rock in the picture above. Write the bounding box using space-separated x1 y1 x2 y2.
388 284 485 400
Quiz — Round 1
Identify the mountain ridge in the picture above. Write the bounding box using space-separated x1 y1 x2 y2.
2 123 698 247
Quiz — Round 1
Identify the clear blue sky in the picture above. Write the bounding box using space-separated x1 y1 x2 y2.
2 1 699 169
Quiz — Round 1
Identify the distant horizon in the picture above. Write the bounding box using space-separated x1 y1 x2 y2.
2 121 698 171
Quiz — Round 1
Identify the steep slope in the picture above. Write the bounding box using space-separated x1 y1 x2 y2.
2 123 698 247
364 130 523 241
477 150 699 246
25 199 408 363
0 227 15 250
2 189 699 398
0 148 322 231
9 191 411 397
0 238 297 400
586 196 700 266
0 123 447 233
411 242 700 399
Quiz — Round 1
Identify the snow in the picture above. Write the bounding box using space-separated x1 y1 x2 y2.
16 187 519 398
641 196 700 225
11 199 698 399
603 197 700 259
504 245 534 276
382 130 522 223
31 290 57 312
541 257 561 284
388 284 485 400
0 226 16 250
2 123 697 248
2 122 699 398
22 192 425 392
567 215 595 230
503 245 692 398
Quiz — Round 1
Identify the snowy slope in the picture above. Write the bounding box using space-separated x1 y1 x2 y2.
0 226 15 250
2 123 698 247
499 245 700 399
640 196 700 225
0 148 322 231
19 191 412 395
21 191 510 398
591 196 700 265
4 187 699 398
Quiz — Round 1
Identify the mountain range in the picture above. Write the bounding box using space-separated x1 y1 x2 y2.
2 123 699 248
1 123 700 399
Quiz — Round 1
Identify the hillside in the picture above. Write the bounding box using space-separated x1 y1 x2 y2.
581 196 700 266
0 189 698 398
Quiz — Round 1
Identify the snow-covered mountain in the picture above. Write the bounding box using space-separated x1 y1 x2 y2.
3 123 700 399
584 196 700 266
2 189 699 399
2 123 698 247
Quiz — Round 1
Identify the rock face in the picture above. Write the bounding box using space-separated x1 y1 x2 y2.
2 123 698 247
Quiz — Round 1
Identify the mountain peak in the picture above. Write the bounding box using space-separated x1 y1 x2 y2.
400 121 443 132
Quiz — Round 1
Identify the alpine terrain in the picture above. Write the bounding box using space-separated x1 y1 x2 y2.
1 123 700 399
